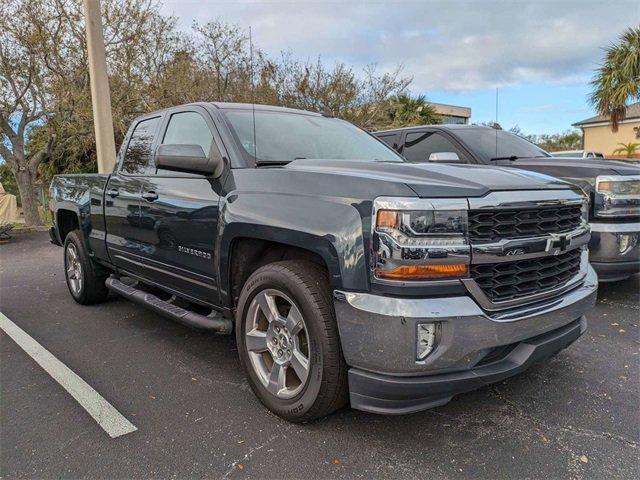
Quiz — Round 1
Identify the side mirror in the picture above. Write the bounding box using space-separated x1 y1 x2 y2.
428 152 463 163
155 144 224 176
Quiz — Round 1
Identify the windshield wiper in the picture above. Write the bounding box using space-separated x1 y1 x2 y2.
255 159 292 167
490 155 549 161
489 155 522 161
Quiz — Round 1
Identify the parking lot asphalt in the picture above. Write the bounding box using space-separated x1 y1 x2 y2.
1 231 638 479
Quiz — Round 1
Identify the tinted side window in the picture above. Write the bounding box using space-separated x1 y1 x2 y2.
403 132 465 163
162 112 213 154
377 133 397 149
121 117 160 175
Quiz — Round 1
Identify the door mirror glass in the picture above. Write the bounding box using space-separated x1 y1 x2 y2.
428 152 462 163
155 144 221 175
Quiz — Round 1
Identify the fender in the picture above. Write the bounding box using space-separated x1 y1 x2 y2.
217 191 371 307
50 174 111 260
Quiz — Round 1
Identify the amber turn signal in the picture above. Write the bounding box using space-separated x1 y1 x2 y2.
597 181 612 191
376 263 468 280
376 210 398 229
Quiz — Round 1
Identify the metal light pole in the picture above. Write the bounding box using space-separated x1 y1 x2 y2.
82 0 116 173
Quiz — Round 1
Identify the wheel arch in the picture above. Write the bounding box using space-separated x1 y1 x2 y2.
222 229 341 309
56 209 80 243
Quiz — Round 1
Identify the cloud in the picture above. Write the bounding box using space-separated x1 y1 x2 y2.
161 0 639 93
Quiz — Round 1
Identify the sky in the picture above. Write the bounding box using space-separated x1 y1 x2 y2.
160 0 639 135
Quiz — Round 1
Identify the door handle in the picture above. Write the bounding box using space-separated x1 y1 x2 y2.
106 188 119 198
142 191 159 202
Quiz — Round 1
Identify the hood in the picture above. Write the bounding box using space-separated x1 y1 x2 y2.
511 156 640 177
285 159 573 198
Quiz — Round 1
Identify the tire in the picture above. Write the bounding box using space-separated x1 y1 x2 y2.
236 260 348 422
63 230 110 305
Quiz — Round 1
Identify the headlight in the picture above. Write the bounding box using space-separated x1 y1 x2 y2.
594 175 640 218
372 197 470 281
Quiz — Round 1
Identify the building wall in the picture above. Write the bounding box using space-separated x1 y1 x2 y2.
430 103 471 125
582 120 640 156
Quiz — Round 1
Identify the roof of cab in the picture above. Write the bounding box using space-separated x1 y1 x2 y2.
209 102 322 116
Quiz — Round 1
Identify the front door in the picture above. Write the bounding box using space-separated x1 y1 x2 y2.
104 115 161 276
135 107 227 304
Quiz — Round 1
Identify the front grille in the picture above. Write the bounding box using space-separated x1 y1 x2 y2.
471 249 582 303
468 205 583 243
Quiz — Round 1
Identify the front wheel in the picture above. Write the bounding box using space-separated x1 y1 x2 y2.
236 261 348 422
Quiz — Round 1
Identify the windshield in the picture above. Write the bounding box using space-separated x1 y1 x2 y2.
455 129 551 161
223 109 404 163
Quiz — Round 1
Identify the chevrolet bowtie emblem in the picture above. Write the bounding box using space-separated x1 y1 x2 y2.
546 234 569 254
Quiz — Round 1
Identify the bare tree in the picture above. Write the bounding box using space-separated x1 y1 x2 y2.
3 4 415 220
0 0 179 225
0 0 59 226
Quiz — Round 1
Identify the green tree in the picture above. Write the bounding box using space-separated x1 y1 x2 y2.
1 0 413 227
613 142 640 157
0 0 177 226
509 126 582 152
380 94 440 130
590 26 640 132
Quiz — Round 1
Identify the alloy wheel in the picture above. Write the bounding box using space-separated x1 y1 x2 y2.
244 288 311 399
65 243 83 295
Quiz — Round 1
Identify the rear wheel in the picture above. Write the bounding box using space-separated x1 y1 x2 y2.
236 261 348 422
63 230 109 305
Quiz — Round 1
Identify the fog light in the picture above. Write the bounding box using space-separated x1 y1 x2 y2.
618 233 638 255
417 323 437 360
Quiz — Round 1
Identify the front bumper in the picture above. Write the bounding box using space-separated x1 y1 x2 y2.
333 265 597 414
589 222 640 281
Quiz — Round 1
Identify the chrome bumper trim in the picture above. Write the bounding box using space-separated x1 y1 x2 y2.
590 221 640 233
468 188 585 210
471 225 590 264
333 265 597 376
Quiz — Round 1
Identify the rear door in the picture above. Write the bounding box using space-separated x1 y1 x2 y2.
104 115 161 275
134 106 228 304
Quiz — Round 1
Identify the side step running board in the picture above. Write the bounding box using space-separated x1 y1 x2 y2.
106 277 233 334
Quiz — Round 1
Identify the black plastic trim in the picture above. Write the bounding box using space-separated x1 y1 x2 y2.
591 260 640 281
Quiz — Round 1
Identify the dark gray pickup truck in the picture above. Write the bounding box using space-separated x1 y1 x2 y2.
375 125 640 281
50 102 597 421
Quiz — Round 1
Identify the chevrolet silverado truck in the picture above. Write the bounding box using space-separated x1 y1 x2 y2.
375 125 640 282
50 102 597 421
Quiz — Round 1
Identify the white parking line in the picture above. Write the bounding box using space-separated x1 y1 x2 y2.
0 312 137 438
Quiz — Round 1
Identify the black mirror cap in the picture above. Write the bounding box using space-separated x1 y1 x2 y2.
155 144 224 177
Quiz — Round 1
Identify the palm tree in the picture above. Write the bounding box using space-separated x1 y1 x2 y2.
590 27 640 132
613 142 640 158
385 94 441 128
